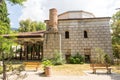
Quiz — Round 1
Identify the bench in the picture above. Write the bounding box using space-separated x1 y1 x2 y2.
90 64 112 74
23 62 40 71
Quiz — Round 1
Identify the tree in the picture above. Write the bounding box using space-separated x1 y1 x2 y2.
0 0 26 35
19 19 31 32
7 0 26 5
37 21 46 30
0 0 10 34
0 21 10 34
0 36 16 80
111 10 120 58
0 1 26 80
18 19 46 32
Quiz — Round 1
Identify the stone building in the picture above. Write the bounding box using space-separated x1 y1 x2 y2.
6 8 112 62
44 8 113 62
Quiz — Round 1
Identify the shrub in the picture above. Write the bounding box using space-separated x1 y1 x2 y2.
51 50 65 65
42 60 52 67
69 52 84 64
104 54 111 64
95 48 111 64
112 44 120 59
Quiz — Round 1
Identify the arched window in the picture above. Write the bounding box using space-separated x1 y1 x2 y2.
84 31 88 38
65 31 69 39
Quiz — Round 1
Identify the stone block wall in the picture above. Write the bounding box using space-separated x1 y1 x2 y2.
58 18 113 61
43 33 61 59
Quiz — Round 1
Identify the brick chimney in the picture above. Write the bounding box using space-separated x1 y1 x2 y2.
48 8 58 32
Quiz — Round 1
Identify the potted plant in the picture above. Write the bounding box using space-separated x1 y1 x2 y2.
42 60 52 77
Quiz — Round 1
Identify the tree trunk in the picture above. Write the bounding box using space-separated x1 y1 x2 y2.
2 52 6 80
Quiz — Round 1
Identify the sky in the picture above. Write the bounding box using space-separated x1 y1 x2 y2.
7 0 120 28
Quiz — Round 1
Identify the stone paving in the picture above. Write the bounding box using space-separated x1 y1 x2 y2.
0 70 120 80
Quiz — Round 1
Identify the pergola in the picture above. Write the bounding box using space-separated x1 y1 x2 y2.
4 30 45 61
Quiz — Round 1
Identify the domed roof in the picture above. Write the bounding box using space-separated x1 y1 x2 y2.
58 10 95 19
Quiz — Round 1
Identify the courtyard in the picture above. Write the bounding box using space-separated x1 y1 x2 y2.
0 64 120 80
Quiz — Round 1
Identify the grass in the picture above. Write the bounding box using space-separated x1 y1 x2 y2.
52 64 120 76
11 63 90 76
112 65 120 74
52 64 90 76
5 63 120 76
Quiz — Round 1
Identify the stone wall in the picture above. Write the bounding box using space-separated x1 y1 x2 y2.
43 33 61 59
44 8 113 61
58 18 113 61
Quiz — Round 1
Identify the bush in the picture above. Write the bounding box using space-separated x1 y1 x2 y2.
51 50 65 65
95 48 111 64
69 53 84 64
104 54 111 64
112 44 120 59
42 60 52 67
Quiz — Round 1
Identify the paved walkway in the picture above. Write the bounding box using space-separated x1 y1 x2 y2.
0 70 120 80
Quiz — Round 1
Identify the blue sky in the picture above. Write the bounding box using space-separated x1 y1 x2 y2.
7 2 22 28
7 0 120 28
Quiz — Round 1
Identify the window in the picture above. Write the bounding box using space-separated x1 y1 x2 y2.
65 31 69 39
84 48 91 63
65 49 71 63
84 31 88 38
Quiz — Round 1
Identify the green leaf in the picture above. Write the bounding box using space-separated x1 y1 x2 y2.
8 0 26 5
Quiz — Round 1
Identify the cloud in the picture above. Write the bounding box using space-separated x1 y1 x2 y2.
19 0 47 22
44 0 120 17
19 0 120 22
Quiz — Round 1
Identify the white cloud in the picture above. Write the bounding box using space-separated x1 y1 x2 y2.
19 0 120 22
19 0 47 22
44 0 120 17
